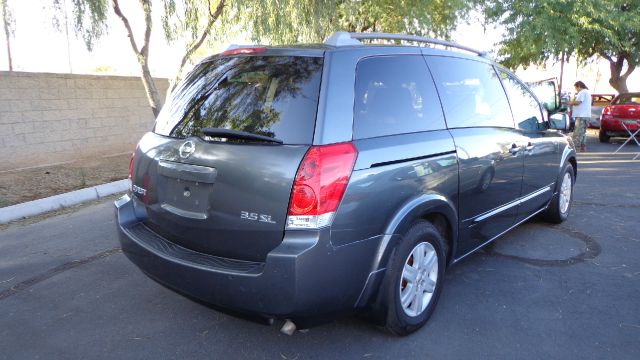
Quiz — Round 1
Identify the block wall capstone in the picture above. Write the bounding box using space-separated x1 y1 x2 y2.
0 71 169 171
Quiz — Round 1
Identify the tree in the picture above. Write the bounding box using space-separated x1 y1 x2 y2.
1 0 14 71
213 0 473 45
55 0 164 116
161 0 226 92
482 0 640 93
58 0 474 116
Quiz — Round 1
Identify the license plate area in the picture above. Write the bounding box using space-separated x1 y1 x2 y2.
166 177 210 209
155 160 217 219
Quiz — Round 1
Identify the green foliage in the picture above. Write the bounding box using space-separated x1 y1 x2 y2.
482 0 640 68
162 0 217 43
336 0 470 39
57 0 474 61
1 0 15 37
211 0 474 45
54 0 109 51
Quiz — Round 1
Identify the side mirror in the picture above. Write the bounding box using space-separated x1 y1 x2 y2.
549 112 568 130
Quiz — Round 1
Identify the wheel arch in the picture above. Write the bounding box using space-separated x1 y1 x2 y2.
354 193 458 308
568 156 577 181
382 193 458 268
557 144 577 192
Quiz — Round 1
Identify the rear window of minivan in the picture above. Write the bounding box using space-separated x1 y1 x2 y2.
154 56 323 144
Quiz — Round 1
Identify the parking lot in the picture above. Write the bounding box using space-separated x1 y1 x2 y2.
1 132 639 360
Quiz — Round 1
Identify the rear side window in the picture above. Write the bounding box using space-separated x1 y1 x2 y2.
353 55 445 139
426 57 514 129
154 56 323 144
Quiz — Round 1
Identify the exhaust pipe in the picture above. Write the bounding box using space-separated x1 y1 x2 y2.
280 319 296 336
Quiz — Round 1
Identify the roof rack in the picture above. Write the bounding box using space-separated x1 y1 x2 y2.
324 31 487 57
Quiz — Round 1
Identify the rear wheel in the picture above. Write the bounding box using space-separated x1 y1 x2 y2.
599 130 610 143
379 221 446 336
543 163 574 224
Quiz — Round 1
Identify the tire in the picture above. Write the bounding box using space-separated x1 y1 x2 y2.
379 221 446 336
543 163 575 224
599 130 610 143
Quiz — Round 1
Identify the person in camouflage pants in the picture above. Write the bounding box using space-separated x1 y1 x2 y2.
569 81 591 152
572 116 589 151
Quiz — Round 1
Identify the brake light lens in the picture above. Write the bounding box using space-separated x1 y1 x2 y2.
128 151 136 179
220 47 267 56
601 106 613 121
128 153 134 180
286 142 358 229
128 151 135 192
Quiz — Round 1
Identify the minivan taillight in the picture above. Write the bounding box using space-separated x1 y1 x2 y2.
286 143 358 229
128 152 135 180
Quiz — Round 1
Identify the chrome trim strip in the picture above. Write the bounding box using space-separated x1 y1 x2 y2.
473 185 552 223
158 160 218 183
452 205 548 265
160 203 208 220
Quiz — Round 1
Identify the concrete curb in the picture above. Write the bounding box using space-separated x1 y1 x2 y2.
0 179 129 224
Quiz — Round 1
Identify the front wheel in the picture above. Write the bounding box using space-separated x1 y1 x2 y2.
379 221 446 335
543 163 575 224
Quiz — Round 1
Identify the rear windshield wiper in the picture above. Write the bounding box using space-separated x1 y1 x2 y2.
202 128 283 144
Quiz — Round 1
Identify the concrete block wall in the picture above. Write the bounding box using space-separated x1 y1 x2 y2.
0 71 169 171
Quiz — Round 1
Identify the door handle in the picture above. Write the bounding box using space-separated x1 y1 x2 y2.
525 142 535 151
509 143 521 155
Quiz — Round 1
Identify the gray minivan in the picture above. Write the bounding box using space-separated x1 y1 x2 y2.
115 32 577 335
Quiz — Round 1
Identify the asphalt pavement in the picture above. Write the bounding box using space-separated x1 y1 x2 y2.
1 131 639 360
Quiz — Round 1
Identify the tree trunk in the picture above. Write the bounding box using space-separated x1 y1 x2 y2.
605 52 635 94
1 0 12 71
609 76 629 94
140 61 162 118
169 0 226 95
112 0 163 117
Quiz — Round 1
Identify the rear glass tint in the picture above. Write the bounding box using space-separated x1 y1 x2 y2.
427 57 514 129
154 56 323 144
353 55 446 139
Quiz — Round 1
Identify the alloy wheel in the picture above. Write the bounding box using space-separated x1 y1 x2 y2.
559 172 572 214
399 242 438 317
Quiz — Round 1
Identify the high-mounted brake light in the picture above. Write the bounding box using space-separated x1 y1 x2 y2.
286 143 358 230
220 47 267 56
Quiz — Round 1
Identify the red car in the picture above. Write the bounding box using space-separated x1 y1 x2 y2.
599 92 640 143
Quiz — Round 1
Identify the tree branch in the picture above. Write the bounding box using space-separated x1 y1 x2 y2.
112 0 141 56
622 57 636 80
600 52 614 63
140 0 152 59
179 0 225 70
171 0 226 91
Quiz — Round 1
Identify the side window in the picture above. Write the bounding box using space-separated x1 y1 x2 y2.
353 55 446 139
499 71 545 131
426 57 514 129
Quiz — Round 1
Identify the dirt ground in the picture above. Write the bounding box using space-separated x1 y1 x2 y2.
0 154 130 207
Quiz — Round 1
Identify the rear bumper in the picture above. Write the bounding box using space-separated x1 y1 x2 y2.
115 195 382 320
600 119 640 133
